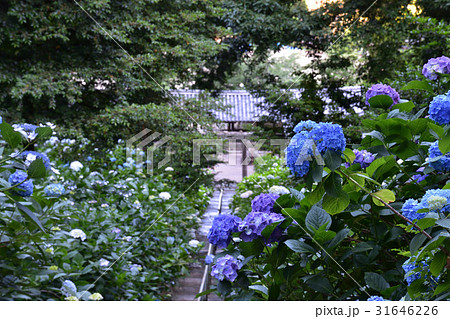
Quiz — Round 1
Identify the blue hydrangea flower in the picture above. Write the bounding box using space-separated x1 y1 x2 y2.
402 199 425 221
205 254 215 265
286 131 312 177
21 151 51 170
402 258 429 286
365 83 400 107
310 122 346 154
211 255 242 282
428 92 450 125
251 193 280 214
420 189 450 213
422 56 450 80
8 170 33 197
61 280 77 297
345 149 375 169
293 120 318 133
207 214 242 248
15 123 38 133
429 141 450 172
110 157 117 162
367 296 388 301
0 116 2 124
44 184 65 197
238 211 285 242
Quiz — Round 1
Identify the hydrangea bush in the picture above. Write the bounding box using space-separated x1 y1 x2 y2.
0 118 213 300
207 59 450 301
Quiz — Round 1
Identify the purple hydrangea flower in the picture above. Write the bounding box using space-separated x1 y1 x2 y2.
251 193 280 214
365 84 400 107
211 255 241 282
422 56 450 80
429 92 450 125
345 149 374 169
410 167 428 183
8 170 33 197
429 141 450 172
238 211 285 242
207 214 242 248
21 151 51 170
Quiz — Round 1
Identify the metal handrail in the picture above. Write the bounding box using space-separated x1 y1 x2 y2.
197 188 224 301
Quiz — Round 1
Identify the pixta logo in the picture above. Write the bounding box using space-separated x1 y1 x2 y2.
126 129 171 175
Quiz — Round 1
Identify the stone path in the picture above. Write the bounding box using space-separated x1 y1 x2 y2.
170 188 235 301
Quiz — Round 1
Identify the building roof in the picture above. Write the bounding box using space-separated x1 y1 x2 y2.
170 87 362 123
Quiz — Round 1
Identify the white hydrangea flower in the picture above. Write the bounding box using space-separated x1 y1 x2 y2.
159 192 171 200
69 229 87 241
89 293 104 301
427 195 447 211
65 296 79 301
165 167 174 171
188 239 200 247
240 190 253 199
70 161 83 171
269 185 290 195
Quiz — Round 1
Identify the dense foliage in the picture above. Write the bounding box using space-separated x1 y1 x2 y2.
0 119 212 300
205 64 450 301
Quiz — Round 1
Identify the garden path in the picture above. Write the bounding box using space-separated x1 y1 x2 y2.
171 132 255 301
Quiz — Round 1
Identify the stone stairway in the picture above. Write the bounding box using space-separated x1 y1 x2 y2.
171 188 236 301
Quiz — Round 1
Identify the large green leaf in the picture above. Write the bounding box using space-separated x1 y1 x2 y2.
435 219 450 229
324 172 343 197
410 233 427 255
364 272 390 292
35 127 53 140
0 122 22 148
401 80 434 93
368 95 393 108
430 251 447 277
438 129 450 155
304 275 333 294
322 192 349 215
372 189 396 206
327 228 350 250
27 158 47 178
285 239 315 254
16 202 46 233
305 205 332 232
323 150 342 171
393 101 415 112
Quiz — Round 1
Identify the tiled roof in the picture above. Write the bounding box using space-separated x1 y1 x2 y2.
170 87 362 122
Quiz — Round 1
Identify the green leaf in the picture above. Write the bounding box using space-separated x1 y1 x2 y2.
435 219 450 229
322 192 349 215
327 228 350 250
324 172 343 197
281 208 307 225
368 95 393 108
195 289 216 299
323 150 342 171
289 188 305 202
310 162 323 183
285 239 315 254
438 129 450 155
372 189 395 206
16 202 46 233
430 251 447 277
307 183 325 205
35 127 53 140
304 275 333 294
433 282 450 297
364 272 390 292
343 148 356 164
410 233 427 255
27 158 47 178
305 205 332 232
416 218 436 230
401 80 434 93
313 229 336 243
217 280 231 295
0 122 22 148
393 101 415 112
